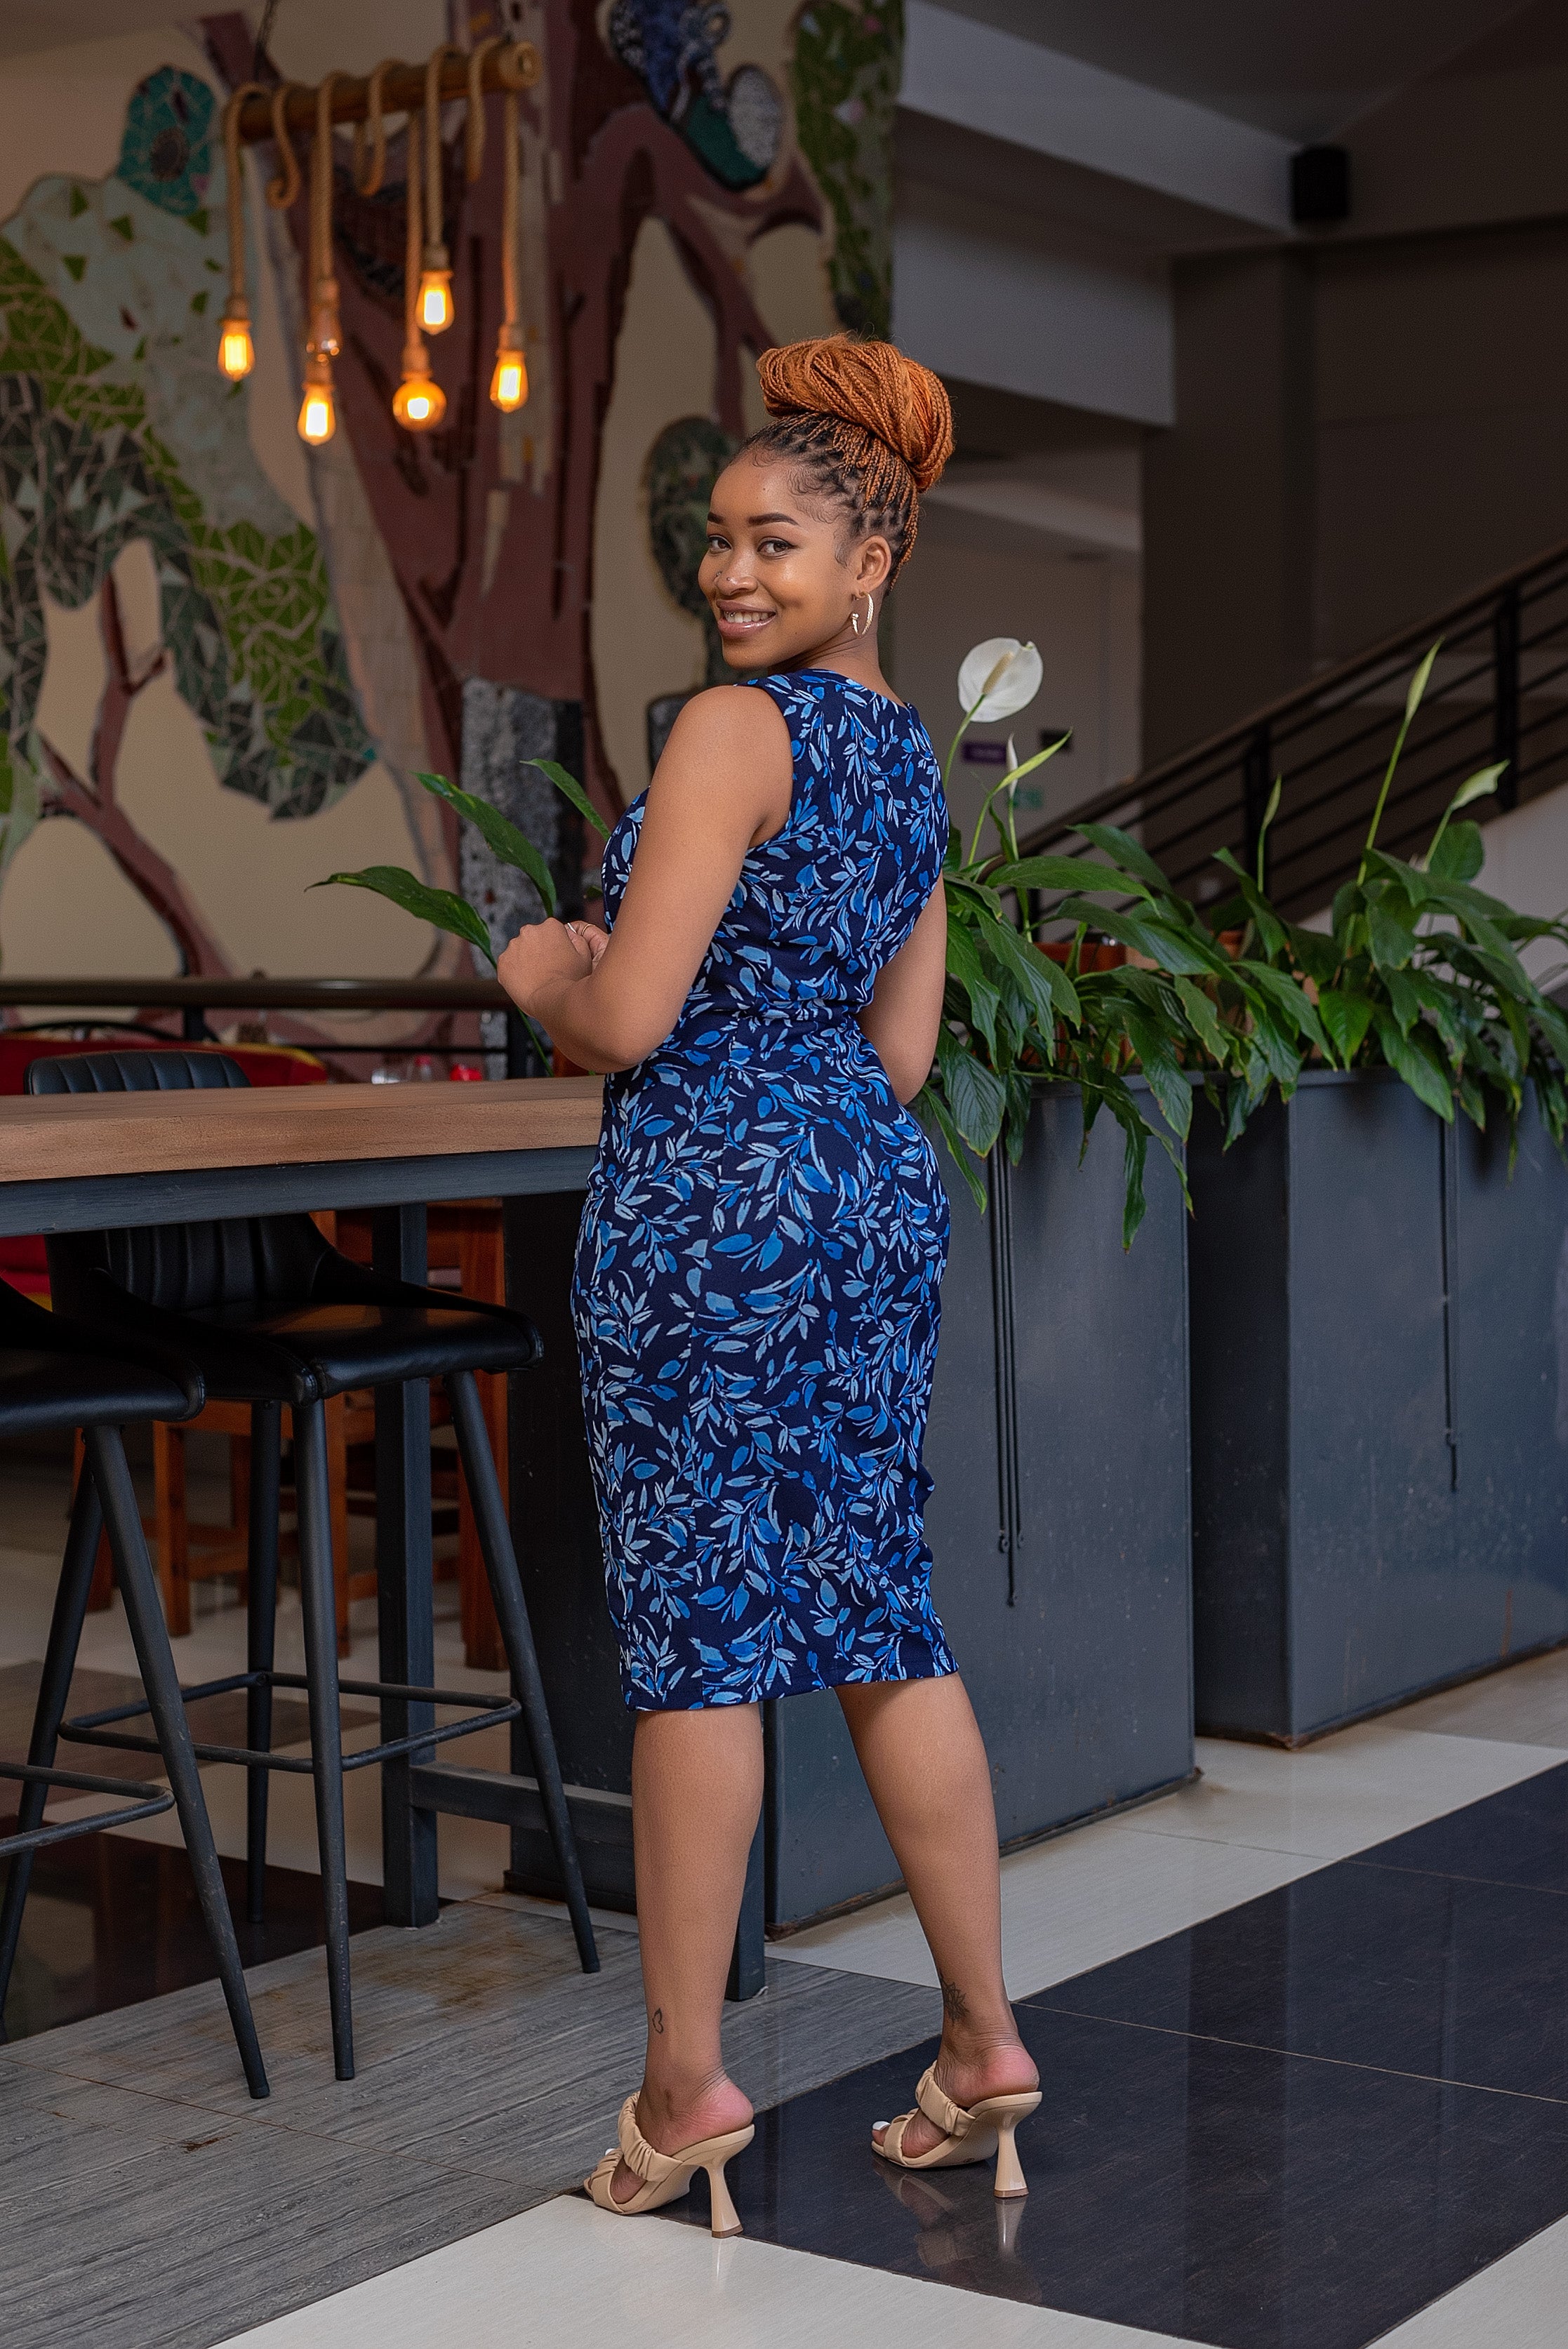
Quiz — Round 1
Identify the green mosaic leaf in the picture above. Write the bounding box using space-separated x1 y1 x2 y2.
62 256 86 282
68 187 88 219
108 215 135 243
190 291 208 315
185 208 209 237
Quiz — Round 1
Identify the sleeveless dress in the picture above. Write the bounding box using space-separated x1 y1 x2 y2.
571 669 955 1710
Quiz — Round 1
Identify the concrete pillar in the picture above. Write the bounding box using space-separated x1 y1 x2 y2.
1142 250 1315 764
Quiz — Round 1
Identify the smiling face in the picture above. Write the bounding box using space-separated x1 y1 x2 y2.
698 451 893 673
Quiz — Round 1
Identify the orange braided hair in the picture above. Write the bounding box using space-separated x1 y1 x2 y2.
746 335 953 576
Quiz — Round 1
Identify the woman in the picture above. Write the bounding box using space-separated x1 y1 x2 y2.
498 335 1039 2233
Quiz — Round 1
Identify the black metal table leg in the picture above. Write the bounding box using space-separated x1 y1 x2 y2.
725 1816 765 2002
245 1401 281 1924
372 1202 438 1927
448 1369 599 1974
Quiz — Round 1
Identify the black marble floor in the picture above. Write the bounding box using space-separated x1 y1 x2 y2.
0 1833 384 2044
663 1761 1568 2349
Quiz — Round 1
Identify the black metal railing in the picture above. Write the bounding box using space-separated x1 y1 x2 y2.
0 977 539 1077
1022 536 1568 921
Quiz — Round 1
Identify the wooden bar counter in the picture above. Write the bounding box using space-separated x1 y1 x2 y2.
0 1074 612 1940
0 1075 603 1235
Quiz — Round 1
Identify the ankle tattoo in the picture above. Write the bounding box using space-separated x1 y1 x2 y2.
939 1976 969 2024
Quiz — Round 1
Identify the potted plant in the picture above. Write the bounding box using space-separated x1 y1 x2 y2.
1178 646 1568 1739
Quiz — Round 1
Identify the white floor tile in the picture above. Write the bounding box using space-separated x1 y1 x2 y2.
1162 1723 1567 1861
776 1721 1565 1996
1391 1646 1568 1752
1371 2214 1568 2347
773 1816 1321 1996
212 2195 1202 2349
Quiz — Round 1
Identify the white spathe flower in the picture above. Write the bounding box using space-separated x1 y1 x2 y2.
957 637 1043 723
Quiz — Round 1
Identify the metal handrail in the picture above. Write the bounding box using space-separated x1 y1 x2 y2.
1021 534 1568 920
0 977 533 1074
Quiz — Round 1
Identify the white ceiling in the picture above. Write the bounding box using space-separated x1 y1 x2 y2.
931 0 1539 142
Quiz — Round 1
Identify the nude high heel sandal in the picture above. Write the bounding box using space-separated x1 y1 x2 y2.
584 2094 755 2236
872 2064 1042 2200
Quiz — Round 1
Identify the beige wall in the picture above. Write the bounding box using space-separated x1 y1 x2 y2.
892 512 1141 844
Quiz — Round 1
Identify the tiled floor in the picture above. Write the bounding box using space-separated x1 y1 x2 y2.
0 1637 1562 2345
4 1431 1568 2349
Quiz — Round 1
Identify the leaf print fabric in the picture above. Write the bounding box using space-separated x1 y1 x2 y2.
573 669 956 1710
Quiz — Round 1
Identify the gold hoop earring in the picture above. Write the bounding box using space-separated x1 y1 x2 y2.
850 592 871 637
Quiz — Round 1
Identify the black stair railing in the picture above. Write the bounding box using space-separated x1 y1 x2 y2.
1021 535 1568 921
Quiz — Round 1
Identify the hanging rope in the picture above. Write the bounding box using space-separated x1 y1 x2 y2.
265 82 305 209
352 58 400 197
307 72 343 357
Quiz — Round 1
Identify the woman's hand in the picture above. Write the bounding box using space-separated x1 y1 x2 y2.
497 918 600 1015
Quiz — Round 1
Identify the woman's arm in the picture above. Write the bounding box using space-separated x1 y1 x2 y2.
858 879 947 1105
496 688 792 1072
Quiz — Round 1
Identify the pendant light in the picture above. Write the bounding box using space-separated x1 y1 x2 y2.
296 76 343 444
416 46 458 335
392 112 446 432
218 81 267 380
489 84 527 413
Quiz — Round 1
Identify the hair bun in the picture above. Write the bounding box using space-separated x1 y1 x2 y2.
756 335 953 493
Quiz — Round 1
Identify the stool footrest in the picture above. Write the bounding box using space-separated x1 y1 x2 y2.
0 1758 175 1856
58 1670 519 1776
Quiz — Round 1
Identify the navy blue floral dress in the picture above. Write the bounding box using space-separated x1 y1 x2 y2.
572 670 955 1710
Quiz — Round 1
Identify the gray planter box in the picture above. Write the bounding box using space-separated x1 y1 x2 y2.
1189 1067 1568 1743
504 1084 1195 1931
766 1084 1195 1929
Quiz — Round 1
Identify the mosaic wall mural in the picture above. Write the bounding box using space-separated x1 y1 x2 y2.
0 4 904 988
0 64 371 960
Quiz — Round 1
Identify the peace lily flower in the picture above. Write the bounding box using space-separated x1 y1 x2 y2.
944 637 1044 790
958 637 1044 723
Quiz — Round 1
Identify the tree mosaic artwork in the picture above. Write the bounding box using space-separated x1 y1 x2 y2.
0 65 371 949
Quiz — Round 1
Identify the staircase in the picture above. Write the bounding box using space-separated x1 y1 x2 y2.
1022 538 1568 920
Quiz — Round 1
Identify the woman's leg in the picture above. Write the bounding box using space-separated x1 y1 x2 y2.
608 1701 763 2204
837 1675 1037 2156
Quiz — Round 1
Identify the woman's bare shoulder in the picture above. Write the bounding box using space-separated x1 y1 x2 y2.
653 682 792 797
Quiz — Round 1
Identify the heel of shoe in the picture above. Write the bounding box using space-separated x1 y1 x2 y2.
993 2122 1027 2199
978 2092 1041 2201
706 2157 743 2237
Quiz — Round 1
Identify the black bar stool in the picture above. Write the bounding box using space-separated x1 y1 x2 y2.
0 1279 268 2098
27 1049 597 2081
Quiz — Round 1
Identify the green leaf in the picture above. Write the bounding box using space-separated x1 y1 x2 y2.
1317 987 1374 1066
1428 818 1485 883
1372 1007 1454 1121
1122 1011 1192 1139
1386 967 1421 1036
1071 821 1176 898
1175 975 1228 1062
1367 893 1418 971
935 1027 1007 1155
1212 848 1289 960
416 770 557 914
312 867 496 965
988 854 1131 898
1055 899 1217 976
1284 924 1340 987
943 914 1002 1056
984 912 1079 1026
917 1082 988 1213
529 759 609 839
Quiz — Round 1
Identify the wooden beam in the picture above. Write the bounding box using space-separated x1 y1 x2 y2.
232 44 541 147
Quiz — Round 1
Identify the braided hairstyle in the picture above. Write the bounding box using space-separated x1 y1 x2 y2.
745 335 953 582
